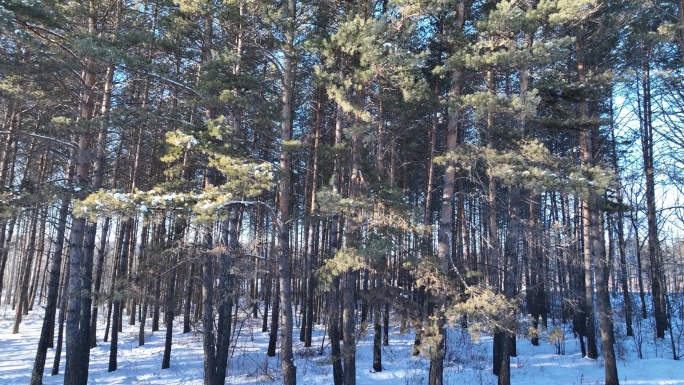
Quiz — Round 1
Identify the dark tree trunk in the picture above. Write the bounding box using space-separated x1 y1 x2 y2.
262 272 270 333
595 214 619 385
267 278 280 357
373 282 382 372
632 220 648 319
29 207 47 312
0 104 18 297
90 216 111 347
494 186 521 384
76 218 96 376
329 277 344 385
183 263 194 334
52 260 69 375
31 192 71 385
577 32 598 360
108 220 132 372
139 294 148 346
639 61 667 338
383 302 389 347
429 5 466 377
64 211 89 385
277 3 297 384
210 209 238 384
304 86 323 349
161 252 177 369
64 7 99 381
609 101 633 337
528 193 546 346
496 333 511 385
328 99 345 385
152 277 161 332
104 221 125 343
13 210 38 333
342 269 356 385
202 246 217 384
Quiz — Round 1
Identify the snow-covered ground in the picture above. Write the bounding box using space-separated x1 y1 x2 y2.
1 305 683 384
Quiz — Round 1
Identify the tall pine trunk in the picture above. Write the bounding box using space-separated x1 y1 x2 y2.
31 161 73 385
108 220 132 372
639 57 668 339
64 6 100 383
328 103 345 385
577 30 598 360
277 3 297 383
429 5 467 384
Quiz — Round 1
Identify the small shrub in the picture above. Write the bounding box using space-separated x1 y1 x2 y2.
546 326 565 355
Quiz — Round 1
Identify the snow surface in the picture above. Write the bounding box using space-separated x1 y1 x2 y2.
1 304 683 385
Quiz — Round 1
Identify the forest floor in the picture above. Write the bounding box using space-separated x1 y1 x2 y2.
1 302 684 385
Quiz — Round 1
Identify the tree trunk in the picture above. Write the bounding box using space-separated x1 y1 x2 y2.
183 263 194 333
31 168 72 384
94 143 123 346
329 276 344 385
429 5 466 383
633 220 648 319
609 98 633 337
494 187 521 384
52 258 69 375
304 88 322 348
262 270 270 333
152 276 162 331
28 207 47 312
277 2 297 384
342 269 356 385
104 220 125 343
639 59 668 338
528 193 546 346
577 30 598 360
267 277 280 357
595 213 619 385
12 210 38 334
64 6 100 382
329 103 344 385
212 208 238 384
139 294 148 346
202 244 217 383
373 278 383 372
161 252 177 369
0 104 18 297
108 220 132 372
90 216 111 347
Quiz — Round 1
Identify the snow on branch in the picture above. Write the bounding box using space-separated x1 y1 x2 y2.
0 131 77 148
